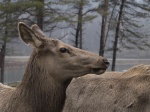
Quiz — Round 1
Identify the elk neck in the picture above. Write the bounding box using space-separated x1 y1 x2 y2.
17 52 72 112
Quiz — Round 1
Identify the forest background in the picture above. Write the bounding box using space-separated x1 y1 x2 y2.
0 0 150 82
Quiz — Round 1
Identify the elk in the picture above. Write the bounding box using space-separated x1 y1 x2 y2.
63 64 150 112
0 22 109 112
99 64 150 78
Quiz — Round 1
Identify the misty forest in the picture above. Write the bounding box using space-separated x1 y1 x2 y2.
0 0 150 84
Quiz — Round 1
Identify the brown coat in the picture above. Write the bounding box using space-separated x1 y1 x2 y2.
63 64 150 112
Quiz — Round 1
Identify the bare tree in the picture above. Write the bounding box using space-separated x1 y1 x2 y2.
76 0 83 49
99 0 109 56
111 0 126 71
58 0 97 48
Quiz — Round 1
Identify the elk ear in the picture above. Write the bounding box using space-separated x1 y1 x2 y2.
18 22 42 47
31 24 46 39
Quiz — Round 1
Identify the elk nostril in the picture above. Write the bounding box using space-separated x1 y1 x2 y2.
103 58 110 67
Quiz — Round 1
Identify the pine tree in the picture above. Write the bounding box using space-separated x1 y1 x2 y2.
108 0 150 70
0 0 23 83
99 0 109 56
57 0 97 48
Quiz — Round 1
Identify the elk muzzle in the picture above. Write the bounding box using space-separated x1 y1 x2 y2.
91 57 110 75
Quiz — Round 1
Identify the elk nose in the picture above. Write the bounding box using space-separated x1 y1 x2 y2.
103 58 110 67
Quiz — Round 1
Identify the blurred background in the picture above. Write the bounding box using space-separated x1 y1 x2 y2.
0 0 150 84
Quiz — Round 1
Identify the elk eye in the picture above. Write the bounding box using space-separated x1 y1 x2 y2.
59 48 69 53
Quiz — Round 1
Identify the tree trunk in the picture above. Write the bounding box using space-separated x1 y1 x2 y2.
99 0 109 56
75 0 83 48
0 8 9 83
99 17 106 56
75 23 80 48
79 23 82 49
0 43 6 83
0 29 7 83
105 0 118 47
111 0 126 71
36 0 44 30
79 0 83 49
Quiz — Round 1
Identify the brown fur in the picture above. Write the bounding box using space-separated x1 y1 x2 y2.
121 64 150 78
90 64 150 79
0 22 109 112
63 64 150 112
99 71 122 78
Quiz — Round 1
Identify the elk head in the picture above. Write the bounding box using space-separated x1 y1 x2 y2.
18 22 109 82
